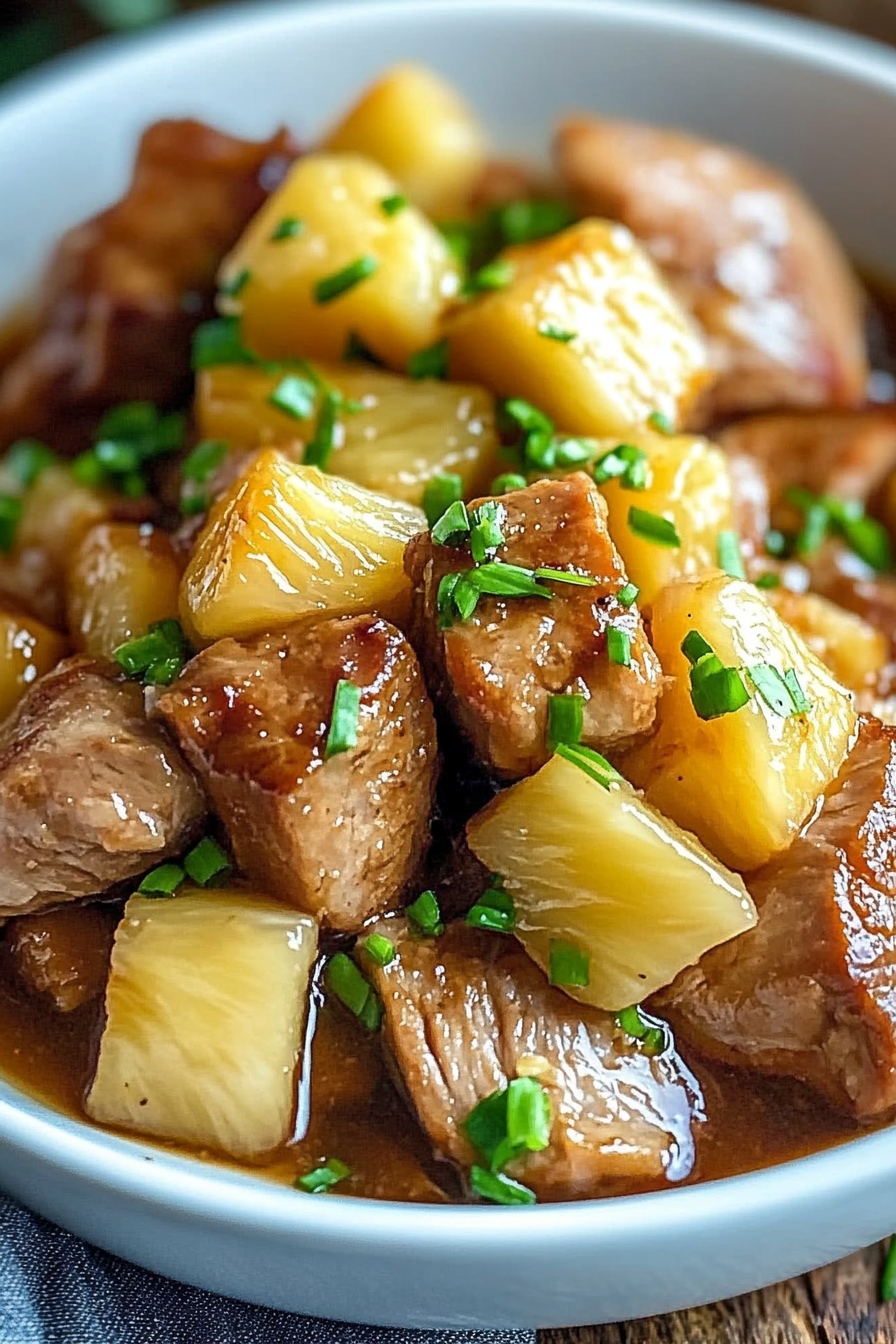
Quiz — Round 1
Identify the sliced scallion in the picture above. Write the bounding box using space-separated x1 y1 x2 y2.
406 890 444 938
407 338 449 381
314 255 379 304
423 473 463 529
326 952 382 1030
138 863 185 898
617 582 639 608
296 1158 351 1193
324 679 361 759
491 472 528 495
361 933 397 968
628 506 680 548
607 627 631 667
271 216 304 242
184 837 232 887
717 529 746 580
549 938 590 988
547 693 584 751
268 374 317 421
431 499 471 547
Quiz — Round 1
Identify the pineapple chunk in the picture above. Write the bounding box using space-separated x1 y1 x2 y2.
322 63 488 219
220 153 461 370
86 887 318 1160
16 464 111 564
180 448 425 644
624 573 857 871
66 523 182 658
766 587 886 694
446 220 711 436
596 430 735 609
467 751 755 1011
0 606 67 721
197 362 500 504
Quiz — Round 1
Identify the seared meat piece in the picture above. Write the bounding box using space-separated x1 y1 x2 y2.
2 905 116 1012
156 616 438 932
0 658 205 917
659 716 896 1120
365 920 702 1200
555 117 866 423
0 120 298 452
405 474 663 779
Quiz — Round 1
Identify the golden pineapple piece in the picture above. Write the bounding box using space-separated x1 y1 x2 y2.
86 887 318 1160
766 587 886 694
197 362 500 504
0 606 67 721
220 153 462 370
180 448 425 644
15 465 112 565
623 573 857 871
66 523 182 658
322 63 488 219
595 430 735 609
467 750 755 1011
446 220 711 436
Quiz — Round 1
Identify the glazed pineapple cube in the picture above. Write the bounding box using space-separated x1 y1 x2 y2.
180 448 425 644
446 220 711 436
467 750 755 1011
197 362 501 505
766 587 886 694
322 63 488 219
0 606 66 721
66 523 182 658
596 430 735 609
623 573 857 871
219 153 462 369
86 888 318 1160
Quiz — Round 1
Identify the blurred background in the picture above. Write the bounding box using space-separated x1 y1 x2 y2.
2 0 896 89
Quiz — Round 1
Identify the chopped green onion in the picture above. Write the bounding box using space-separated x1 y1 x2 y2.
271 216 304 242
431 499 471 547
783 668 812 714
467 257 515 294
361 933 396 968
617 582 639 608
764 529 789 558
463 1088 509 1167
114 619 187 686
647 410 674 435
537 322 576 343
380 193 408 217
181 439 228 516
881 1237 896 1302
324 679 361 759
192 317 256 370
314 255 379 304
607 627 631 667
690 661 750 721
615 1004 665 1054
70 452 110 488
473 561 552 599
0 495 22 554
491 472 527 495
423 473 463 528
406 889 444 938
593 443 649 490
184 837 232 887
717 530 746 580
438 218 485 268
469 501 505 561
407 338 449 381
437 572 462 628
137 863 185 898
746 664 797 717
466 880 516 934
219 268 250 298
502 397 553 439
681 630 714 666
343 331 381 364
326 952 382 1030
547 693 584 751
628 506 680 548
303 388 341 470
3 439 55 489
840 512 892 572
790 491 829 558
268 374 317 421
755 572 781 590
555 742 622 791
549 938 590 988
533 567 596 588
296 1158 351 1193
95 439 142 473
506 1076 552 1153
470 1166 537 1206
496 199 576 245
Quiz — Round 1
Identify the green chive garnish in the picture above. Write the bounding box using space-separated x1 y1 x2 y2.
628 506 680 548
315 255 379 304
324 679 361 759
423 473 463 529
467 257 515 294
755 572 781 590
192 317 255 370
406 889 444 938
473 561 552 599
361 933 397 967
271 216 304 242
431 499 471 547
647 410 674 435
717 529 746 580
764 529 789 558
183 837 231 887
3 439 55 490
681 630 714 665
407 338 449 381
219 268 250 298
296 1158 351 1193
138 863 185 898
506 1076 552 1153
491 472 528 495
615 1004 665 1054
881 1238 896 1302
114 619 187 687
380 193 408 217
326 953 382 1030
555 742 622 790
470 1166 537 1206
784 668 812 714
180 439 228 516
690 660 750 721
469 501 504 562
268 374 317 420
537 322 576 343
466 880 516 934
549 938 590 987
533 567 596 588
617 582 639 608
496 199 576 245
547 693 584 751
607 627 631 667
0 495 22 554
593 443 649 490
303 388 341 470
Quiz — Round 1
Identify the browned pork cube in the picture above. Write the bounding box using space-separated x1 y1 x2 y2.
659 716 896 1120
364 920 702 1201
405 474 662 779
555 117 867 424
0 658 205 917
156 616 438 932
2 905 116 1012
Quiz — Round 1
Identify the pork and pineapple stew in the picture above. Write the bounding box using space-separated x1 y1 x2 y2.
3 65 896 1208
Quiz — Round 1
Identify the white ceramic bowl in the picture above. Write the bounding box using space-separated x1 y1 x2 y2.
3 0 896 1328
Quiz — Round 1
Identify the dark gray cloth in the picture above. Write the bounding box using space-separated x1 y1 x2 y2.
0 1195 534 1344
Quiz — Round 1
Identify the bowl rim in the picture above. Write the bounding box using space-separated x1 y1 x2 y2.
3 0 896 1252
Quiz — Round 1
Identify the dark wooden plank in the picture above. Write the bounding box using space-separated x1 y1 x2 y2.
539 1243 896 1344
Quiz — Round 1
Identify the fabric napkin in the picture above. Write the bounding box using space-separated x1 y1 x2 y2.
0 1194 536 1344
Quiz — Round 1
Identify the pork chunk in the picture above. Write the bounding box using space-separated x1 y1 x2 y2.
555 117 867 423
0 120 298 452
0 658 205 916
156 617 438 932
2 905 116 1012
405 474 663 779
660 716 896 1119
365 920 701 1200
